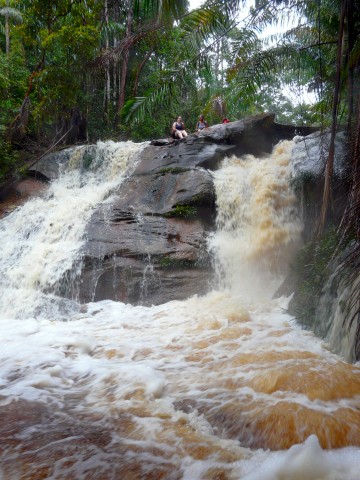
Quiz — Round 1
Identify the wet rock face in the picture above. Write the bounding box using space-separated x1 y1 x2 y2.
30 113 310 306
77 114 286 306
0 178 48 218
80 215 211 306
287 130 349 243
78 161 215 306
278 129 359 361
291 131 348 178
28 147 83 180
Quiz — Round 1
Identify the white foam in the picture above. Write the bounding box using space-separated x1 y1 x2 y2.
241 435 360 480
1 141 360 477
0 141 146 320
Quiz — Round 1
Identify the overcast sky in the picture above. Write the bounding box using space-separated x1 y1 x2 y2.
189 0 204 10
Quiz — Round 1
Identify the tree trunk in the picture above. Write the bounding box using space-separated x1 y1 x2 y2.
5 0 10 54
103 0 111 116
317 0 347 236
117 0 134 121
346 0 353 129
133 52 151 96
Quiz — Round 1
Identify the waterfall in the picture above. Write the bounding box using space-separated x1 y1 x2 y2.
1 141 360 480
210 140 302 299
0 140 145 320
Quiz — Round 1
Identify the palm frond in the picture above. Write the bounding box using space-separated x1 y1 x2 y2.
134 0 187 21
202 0 245 18
230 28 260 58
100 21 125 43
0 7 23 23
179 7 233 64
227 43 301 101
123 73 177 123
181 7 228 38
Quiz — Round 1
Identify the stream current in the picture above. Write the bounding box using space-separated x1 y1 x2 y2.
1 140 360 479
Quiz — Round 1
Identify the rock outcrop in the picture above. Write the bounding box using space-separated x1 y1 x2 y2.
28 113 316 306
289 130 349 242
277 129 359 361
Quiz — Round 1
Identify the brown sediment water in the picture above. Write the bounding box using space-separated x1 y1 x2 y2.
0 141 360 479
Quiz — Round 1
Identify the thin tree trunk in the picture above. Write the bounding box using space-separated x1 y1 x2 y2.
117 0 133 121
339 88 360 238
317 0 324 119
106 65 111 112
317 0 347 237
132 52 151 96
112 63 117 110
5 0 10 55
104 0 111 116
346 0 354 133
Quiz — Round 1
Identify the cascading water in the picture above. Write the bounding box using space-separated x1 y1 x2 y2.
1 140 360 479
209 141 303 299
0 140 145 320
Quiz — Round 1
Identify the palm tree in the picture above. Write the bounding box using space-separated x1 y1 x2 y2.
0 1 22 54
96 0 188 125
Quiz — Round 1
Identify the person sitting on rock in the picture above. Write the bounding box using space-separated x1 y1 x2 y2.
196 114 208 132
171 116 188 140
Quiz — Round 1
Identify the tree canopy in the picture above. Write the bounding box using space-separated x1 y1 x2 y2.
0 0 359 205
1 0 352 145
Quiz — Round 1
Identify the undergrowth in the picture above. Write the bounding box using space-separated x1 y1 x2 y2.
290 226 341 328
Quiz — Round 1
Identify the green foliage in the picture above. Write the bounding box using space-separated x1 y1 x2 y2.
124 97 174 140
0 44 29 126
0 135 18 182
0 0 357 161
164 204 197 218
290 226 341 327
0 6 22 24
158 256 193 269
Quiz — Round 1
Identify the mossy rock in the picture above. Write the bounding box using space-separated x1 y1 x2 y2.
157 167 189 175
158 257 195 269
164 205 197 219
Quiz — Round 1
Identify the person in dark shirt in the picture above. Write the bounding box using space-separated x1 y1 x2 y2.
171 116 188 139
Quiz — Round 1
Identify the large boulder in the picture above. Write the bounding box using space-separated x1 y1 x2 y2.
29 113 313 306
28 147 84 180
275 129 360 361
77 153 216 306
291 130 348 178
287 130 349 242
78 113 297 306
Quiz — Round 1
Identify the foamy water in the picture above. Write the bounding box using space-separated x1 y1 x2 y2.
209 141 303 299
1 140 360 479
0 141 145 320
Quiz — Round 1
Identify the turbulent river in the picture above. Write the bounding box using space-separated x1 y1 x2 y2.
1 141 360 480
